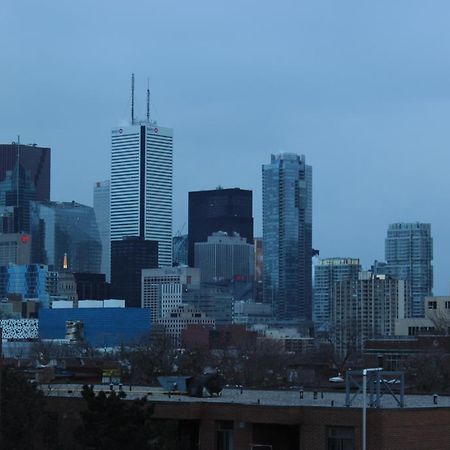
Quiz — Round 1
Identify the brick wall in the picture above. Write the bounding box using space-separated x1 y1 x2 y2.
45 394 450 450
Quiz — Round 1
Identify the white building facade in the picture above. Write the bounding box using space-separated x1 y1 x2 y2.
156 304 215 345
141 267 200 321
194 231 254 283
111 123 173 267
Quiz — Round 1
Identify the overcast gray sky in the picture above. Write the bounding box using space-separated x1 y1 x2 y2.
1 0 450 293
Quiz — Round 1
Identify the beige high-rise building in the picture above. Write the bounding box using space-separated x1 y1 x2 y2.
332 271 407 357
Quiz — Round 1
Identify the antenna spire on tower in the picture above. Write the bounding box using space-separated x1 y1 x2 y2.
146 78 150 122
131 73 135 125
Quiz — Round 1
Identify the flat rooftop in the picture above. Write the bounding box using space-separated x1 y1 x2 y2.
41 385 450 409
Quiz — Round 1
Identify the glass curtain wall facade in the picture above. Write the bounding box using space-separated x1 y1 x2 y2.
313 258 361 332
0 143 50 233
0 263 50 307
188 188 253 267
111 237 158 308
93 180 111 281
30 201 102 273
385 223 433 317
262 153 312 321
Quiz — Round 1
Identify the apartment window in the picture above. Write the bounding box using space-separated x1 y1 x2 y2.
428 301 437 310
327 427 355 450
445 301 450 309
217 421 233 450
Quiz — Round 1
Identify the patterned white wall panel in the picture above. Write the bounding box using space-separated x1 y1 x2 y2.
0 319 39 339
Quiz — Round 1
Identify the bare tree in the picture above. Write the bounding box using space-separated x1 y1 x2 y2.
123 326 177 385
327 319 362 373
427 309 450 335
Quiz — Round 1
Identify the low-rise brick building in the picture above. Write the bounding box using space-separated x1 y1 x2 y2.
44 385 450 449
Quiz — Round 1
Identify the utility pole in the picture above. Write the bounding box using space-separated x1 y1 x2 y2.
0 327 3 448
362 367 383 450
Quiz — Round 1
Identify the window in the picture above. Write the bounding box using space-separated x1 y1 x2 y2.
445 301 450 310
428 301 437 310
327 427 355 450
217 421 233 450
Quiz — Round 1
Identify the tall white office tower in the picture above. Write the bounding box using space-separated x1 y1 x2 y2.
93 180 111 281
111 77 173 267
111 124 173 267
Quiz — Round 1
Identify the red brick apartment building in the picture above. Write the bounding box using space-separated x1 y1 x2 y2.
45 386 450 450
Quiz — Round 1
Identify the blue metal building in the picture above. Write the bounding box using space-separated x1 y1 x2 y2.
39 307 151 347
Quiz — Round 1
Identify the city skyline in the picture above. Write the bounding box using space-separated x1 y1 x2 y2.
2 1 450 294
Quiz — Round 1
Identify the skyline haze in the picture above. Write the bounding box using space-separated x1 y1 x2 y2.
1 0 449 293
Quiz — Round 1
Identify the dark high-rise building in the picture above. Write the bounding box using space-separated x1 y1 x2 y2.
73 273 111 300
0 143 51 233
111 237 158 307
188 188 253 267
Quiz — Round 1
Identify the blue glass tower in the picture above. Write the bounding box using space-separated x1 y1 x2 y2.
0 264 49 307
313 258 361 331
262 153 312 321
385 223 433 317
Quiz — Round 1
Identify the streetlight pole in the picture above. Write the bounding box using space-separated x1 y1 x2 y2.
362 367 383 450
0 327 3 448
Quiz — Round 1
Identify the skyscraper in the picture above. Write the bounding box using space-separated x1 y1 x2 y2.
0 263 50 307
111 237 158 308
313 258 361 332
188 188 253 267
0 143 50 233
93 180 110 281
141 266 200 321
332 271 406 356
0 233 32 266
253 237 263 302
30 201 102 273
194 231 254 283
385 222 433 317
111 122 173 267
262 153 312 321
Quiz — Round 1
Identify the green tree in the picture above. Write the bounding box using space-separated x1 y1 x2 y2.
75 385 180 450
1 367 59 450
